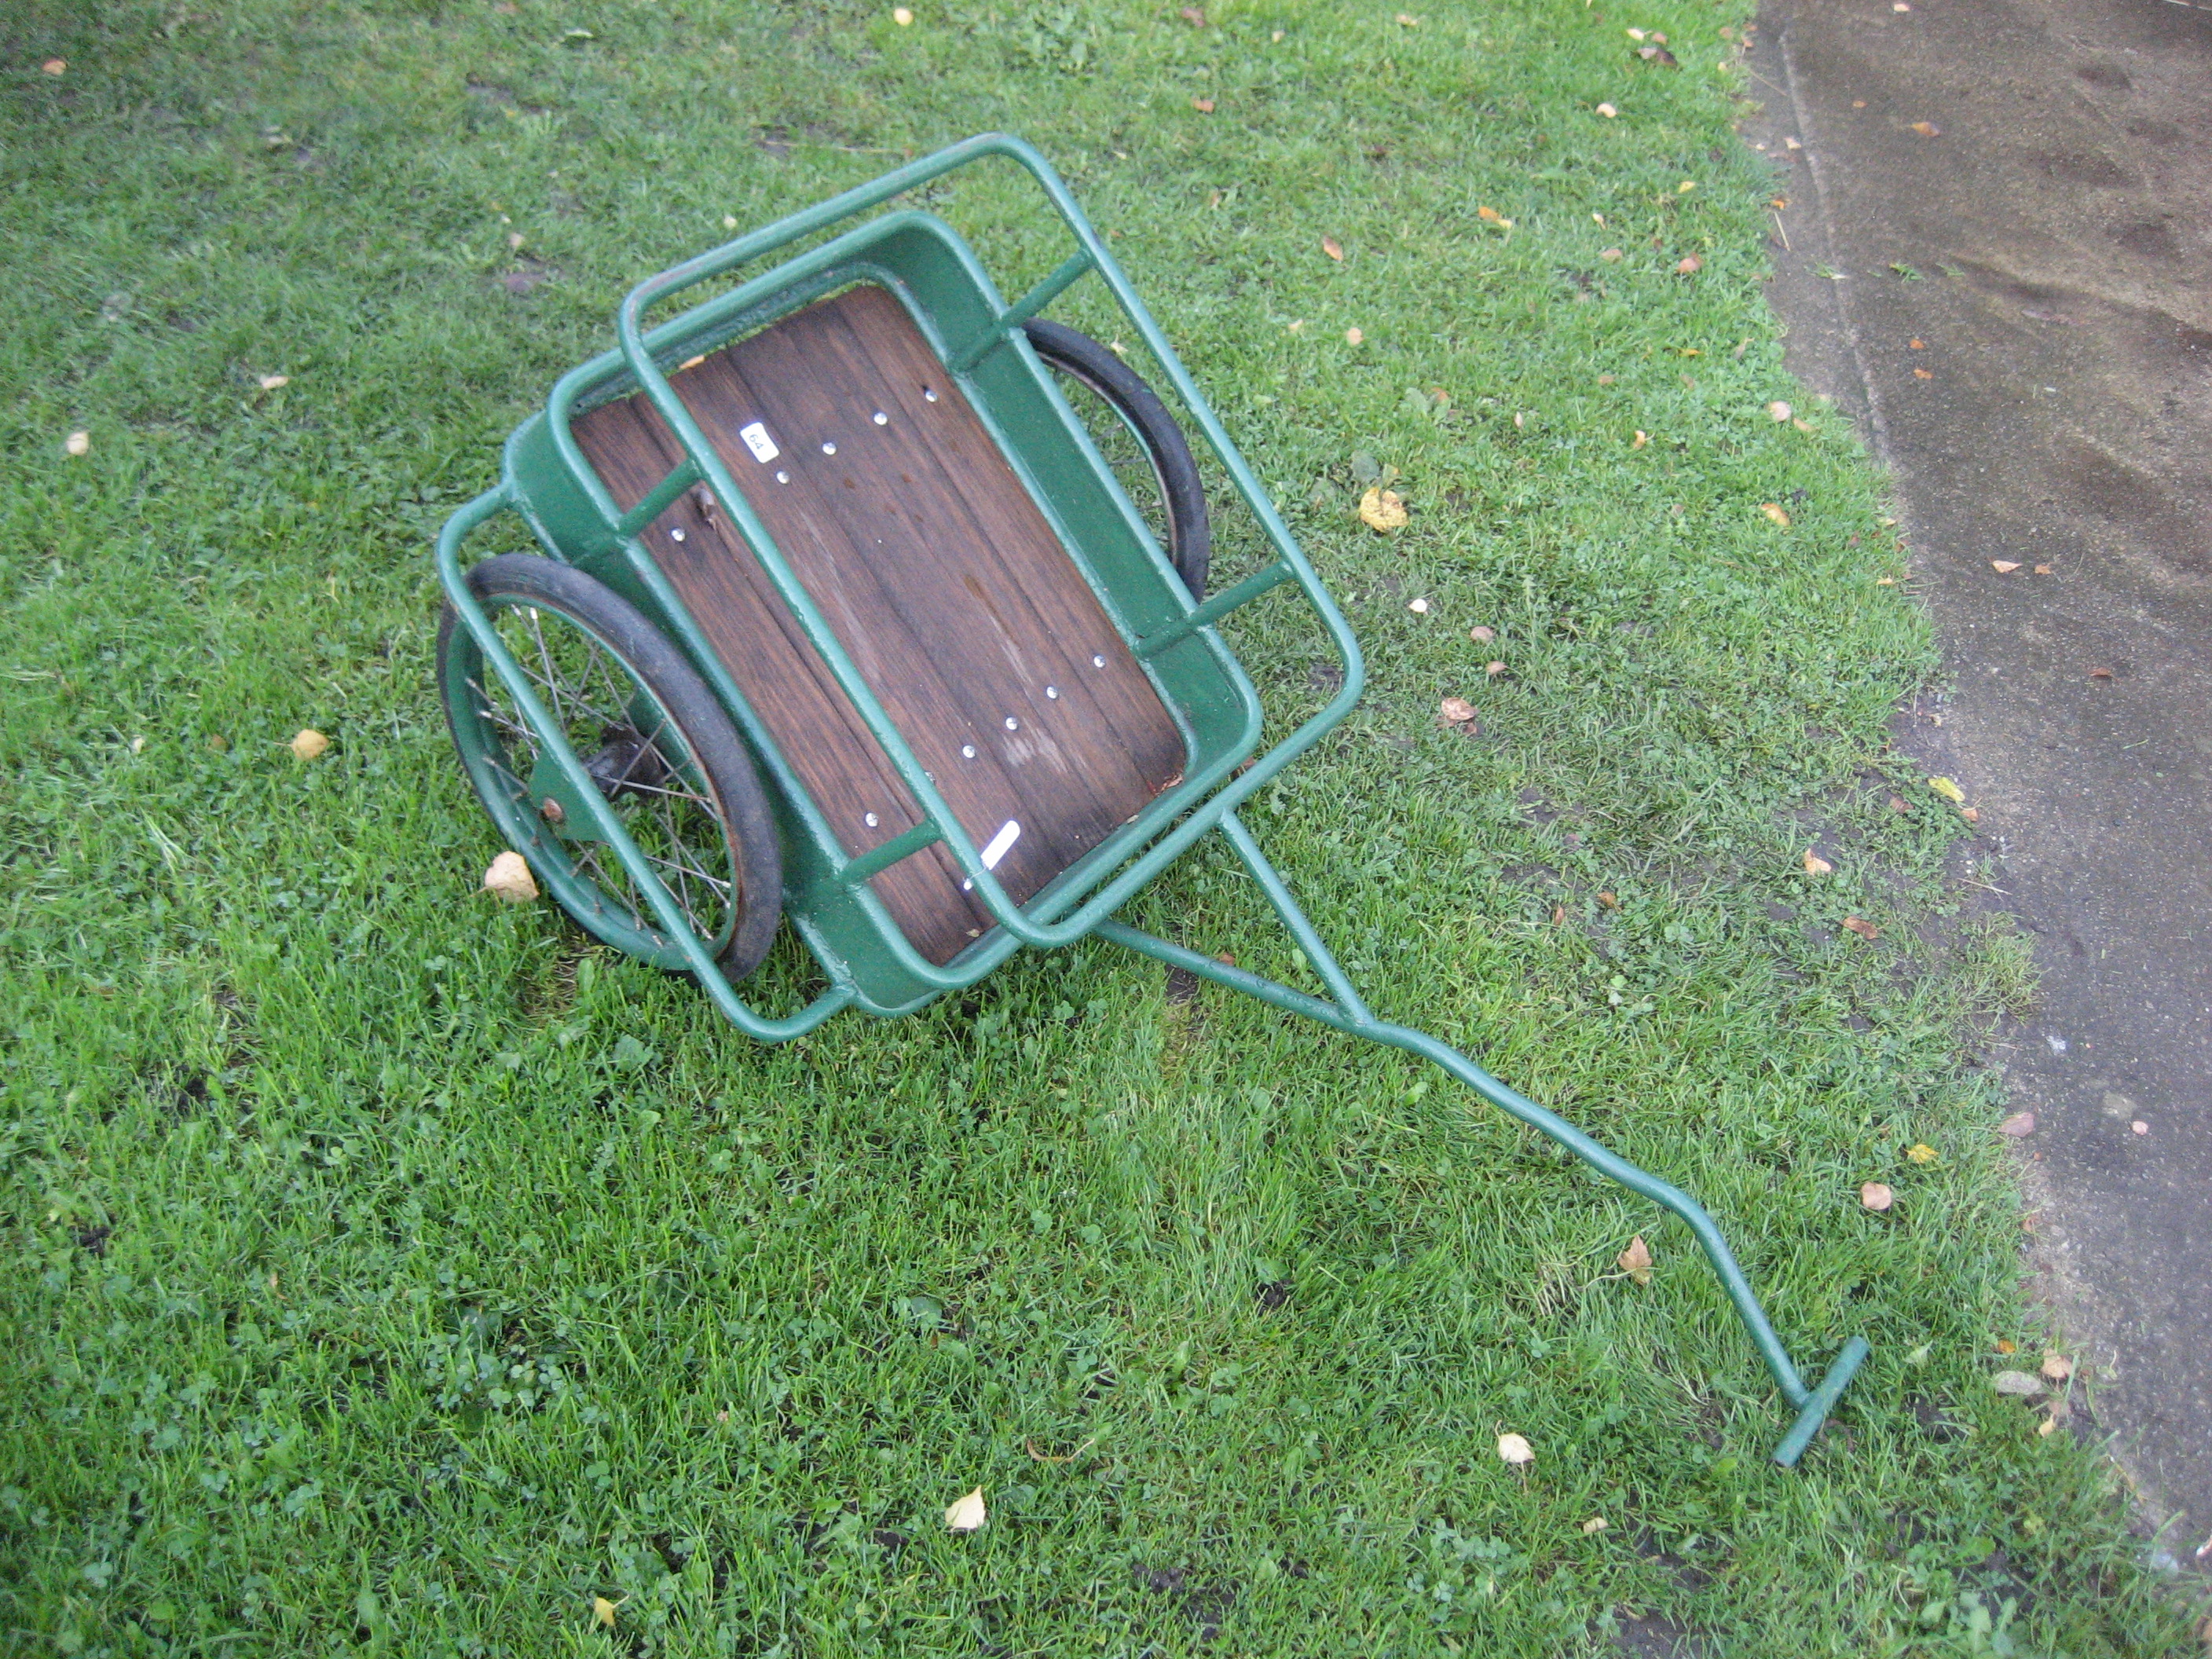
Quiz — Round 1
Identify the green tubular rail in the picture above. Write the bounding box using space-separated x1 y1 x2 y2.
434 133 1870 1462
1098 816 1870 1469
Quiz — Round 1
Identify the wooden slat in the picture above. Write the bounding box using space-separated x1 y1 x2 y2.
569 284 1185 965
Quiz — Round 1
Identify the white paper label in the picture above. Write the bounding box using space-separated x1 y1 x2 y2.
980 819 1021 870
738 421 778 463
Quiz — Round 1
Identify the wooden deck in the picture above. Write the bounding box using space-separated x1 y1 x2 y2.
572 284 1185 965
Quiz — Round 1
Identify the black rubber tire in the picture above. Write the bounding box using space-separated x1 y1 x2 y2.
437 552 784 980
1023 317 1210 601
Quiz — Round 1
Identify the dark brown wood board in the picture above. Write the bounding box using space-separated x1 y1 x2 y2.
569 284 1186 965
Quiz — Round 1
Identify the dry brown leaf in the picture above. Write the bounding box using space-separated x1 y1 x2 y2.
1551 905 1566 925
1909 339 1925 349
1675 255 1703 274
1960 806 1979 822
1394 11 1420 24
1478 205 1503 223
1914 367 1933 379
1191 96 1215 112
591 1598 618 1629
483 850 539 903
1496 1432 1534 1466
1600 247 1624 262
2034 563 2052 574
1632 430 1647 448
258 372 291 390
1617 1235 1653 1284
1767 400 1793 421
945 1487 987 1533
1997 1111 2037 1137
1321 236 1344 262
1803 848 1832 876
1596 891 1619 910
1180 4 1205 20
1906 1142 1939 1164
42 57 66 75
1888 794 1910 813
1859 1181 1895 1211
1485 660 1506 677
64 430 90 456
291 728 329 761
1990 1370 2043 1397
1438 697 1478 725
1582 1515 1609 1534
1911 121 1941 136
2089 667 2112 679
1990 560 2020 573
1760 502 1790 526
1344 326 1364 345
2042 1353 2073 1382
1470 625 1496 643
1358 487 1406 532
1841 914 1879 939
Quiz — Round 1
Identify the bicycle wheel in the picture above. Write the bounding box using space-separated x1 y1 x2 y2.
437 553 783 978
1024 317 1210 601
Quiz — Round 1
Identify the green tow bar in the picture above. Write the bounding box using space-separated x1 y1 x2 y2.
1097 815 1870 1469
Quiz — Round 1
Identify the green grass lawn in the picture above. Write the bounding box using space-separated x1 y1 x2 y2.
4 1 2204 1654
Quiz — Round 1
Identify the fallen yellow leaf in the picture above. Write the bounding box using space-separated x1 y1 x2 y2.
1192 96 1215 112
1760 502 1790 526
893 5 914 20
1583 1514 1609 1533
1803 848 1832 876
1321 235 1343 261
1927 775 1965 804
1358 486 1406 532
1478 205 1503 223
1906 1142 1939 1164
291 728 329 761
483 850 539 903
1996 1339 2016 1354
259 373 290 390
591 1597 618 1629
945 1487 987 1533
1631 430 1647 448
1617 1235 1653 1284
1990 560 2020 573
1596 102 1618 118
1496 1432 1534 1466
1910 120 1941 136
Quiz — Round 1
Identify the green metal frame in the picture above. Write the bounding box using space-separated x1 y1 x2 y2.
432 133 1869 1463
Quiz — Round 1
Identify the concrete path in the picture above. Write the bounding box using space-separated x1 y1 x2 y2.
1743 0 2212 1562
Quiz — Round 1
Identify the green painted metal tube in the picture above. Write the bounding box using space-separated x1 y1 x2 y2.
1774 1337 1870 1468
1133 562 1295 660
1092 819 1870 1464
948 247 1096 372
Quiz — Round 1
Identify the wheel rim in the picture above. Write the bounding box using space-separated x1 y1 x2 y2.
447 596 745 967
